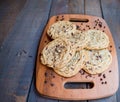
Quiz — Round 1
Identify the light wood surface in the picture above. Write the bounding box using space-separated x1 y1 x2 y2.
36 14 119 100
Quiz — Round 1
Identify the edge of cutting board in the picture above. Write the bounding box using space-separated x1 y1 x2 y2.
36 14 119 100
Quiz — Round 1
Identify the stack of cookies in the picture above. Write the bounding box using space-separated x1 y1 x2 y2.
40 21 112 77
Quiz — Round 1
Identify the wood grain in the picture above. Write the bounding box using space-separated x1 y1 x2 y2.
36 14 119 100
0 0 26 46
101 0 120 102
0 0 52 101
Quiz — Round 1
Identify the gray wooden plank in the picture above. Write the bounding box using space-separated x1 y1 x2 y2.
0 0 52 101
50 0 84 17
0 0 26 46
101 0 120 102
85 0 102 17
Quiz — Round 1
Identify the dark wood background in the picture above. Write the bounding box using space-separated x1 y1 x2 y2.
0 0 119 102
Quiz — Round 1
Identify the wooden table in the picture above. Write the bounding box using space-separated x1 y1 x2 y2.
0 0 119 102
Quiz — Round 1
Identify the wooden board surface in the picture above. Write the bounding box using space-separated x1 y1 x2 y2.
36 14 119 100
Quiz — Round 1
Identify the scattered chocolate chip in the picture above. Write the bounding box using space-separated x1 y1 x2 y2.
81 23 83 25
45 41 47 43
83 28 85 31
98 22 102 27
53 75 55 78
109 50 112 53
94 27 96 29
105 81 107 84
109 70 112 73
79 70 85 75
101 82 104 84
103 74 106 78
45 72 48 77
110 45 112 48
51 83 54 86
102 30 104 32
100 78 103 81
104 26 106 28
44 80 47 84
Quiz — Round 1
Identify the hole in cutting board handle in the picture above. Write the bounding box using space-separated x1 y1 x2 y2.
64 82 94 89
69 18 89 22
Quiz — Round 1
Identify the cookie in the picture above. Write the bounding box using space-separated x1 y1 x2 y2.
85 30 109 49
69 30 90 50
41 38 75 69
47 21 76 39
54 50 86 77
83 49 112 74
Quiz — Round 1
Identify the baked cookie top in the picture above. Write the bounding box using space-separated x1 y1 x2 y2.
47 21 76 39
41 38 75 69
83 49 112 74
54 50 86 77
69 30 90 50
85 30 109 49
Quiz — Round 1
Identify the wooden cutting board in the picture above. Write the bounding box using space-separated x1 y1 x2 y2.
36 14 119 100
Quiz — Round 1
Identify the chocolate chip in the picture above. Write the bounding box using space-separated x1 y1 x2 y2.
56 16 59 18
109 70 112 73
79 69 85 75
51 83 54 86
100 78 103 81
45 72 48 77
102 74 105 78
94 27 96 29
71 67 74 70
45 41 47 43
44 80 47 84
109 50 112 53
98 22 102 27
102 30 104 32
69 53 72 56
105 81 107 84
104 26 106 28
71 33 73 36
81 23 83 25
76 25 79 29
63 26 65 28
110 45 112 48
101 82 104 84
53 75 55 78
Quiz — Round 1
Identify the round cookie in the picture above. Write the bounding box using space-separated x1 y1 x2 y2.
41 38 75 69
54 50 86 77
83 49 112 74
69 30 90 50
85 30 109 49
47 21 76 39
